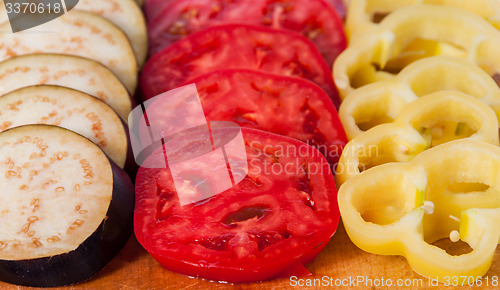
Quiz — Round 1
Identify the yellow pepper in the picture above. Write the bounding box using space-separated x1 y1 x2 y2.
335 90 499 185
346 0 500 39
339 56 500 140
334 5 500 99
338 139 500 283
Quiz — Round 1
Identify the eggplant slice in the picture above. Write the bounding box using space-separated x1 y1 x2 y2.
0 10 137 93
77 0 147 66
0 125 135 287
0 54 132 122
0 0 147 66
0 85 130 169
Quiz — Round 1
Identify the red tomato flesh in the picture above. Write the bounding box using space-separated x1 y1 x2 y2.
184 69 347 165
141 24 340 107
134 128 339 282
146 0 346 66
145 0 347 24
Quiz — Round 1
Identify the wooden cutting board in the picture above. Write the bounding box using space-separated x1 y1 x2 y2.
1 222 498 289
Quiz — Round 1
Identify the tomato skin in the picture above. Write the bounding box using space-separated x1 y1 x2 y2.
326 0 347 19
145 244 324 282
134 128 339 282
141 24 340 107
146 0 346 66
183 69 347 165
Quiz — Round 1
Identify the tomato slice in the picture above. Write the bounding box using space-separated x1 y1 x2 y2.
145 0 347 27
146 0 346 66
141 24 340 107
182 69 347 165
134 128 339 282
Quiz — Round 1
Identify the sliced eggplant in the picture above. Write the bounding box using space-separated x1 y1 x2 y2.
77 0 147 66
0 1 148 65
0 85 130 170
0 10 137 93
0 53 132 122
0 125 135 287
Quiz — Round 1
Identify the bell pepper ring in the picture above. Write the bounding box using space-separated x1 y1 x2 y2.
338 139 500 283
339 56 500 139
345 0 500 40
335 90 499 185
334 5 500 99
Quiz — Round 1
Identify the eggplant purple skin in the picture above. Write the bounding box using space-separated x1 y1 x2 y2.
0 160 135 287
122 118 140 179
125 91 140 179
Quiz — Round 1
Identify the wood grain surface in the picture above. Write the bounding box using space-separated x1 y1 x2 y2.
1 221 498 290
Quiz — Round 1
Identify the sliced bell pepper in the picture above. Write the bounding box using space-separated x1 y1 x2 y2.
339 56 500 139
335 90 499 185
334 4 500 99
346 0 500 40
339 139 500 283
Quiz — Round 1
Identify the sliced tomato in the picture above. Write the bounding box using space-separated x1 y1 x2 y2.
141 24 340 107
145 0 347 27
146 0 346 66
134 128 339 282
181 69 347 165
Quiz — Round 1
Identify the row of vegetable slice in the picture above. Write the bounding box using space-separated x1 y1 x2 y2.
0 0 353 286
133 0 350 283
9 0 493 286
334 0 500 284
0 0 145 287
